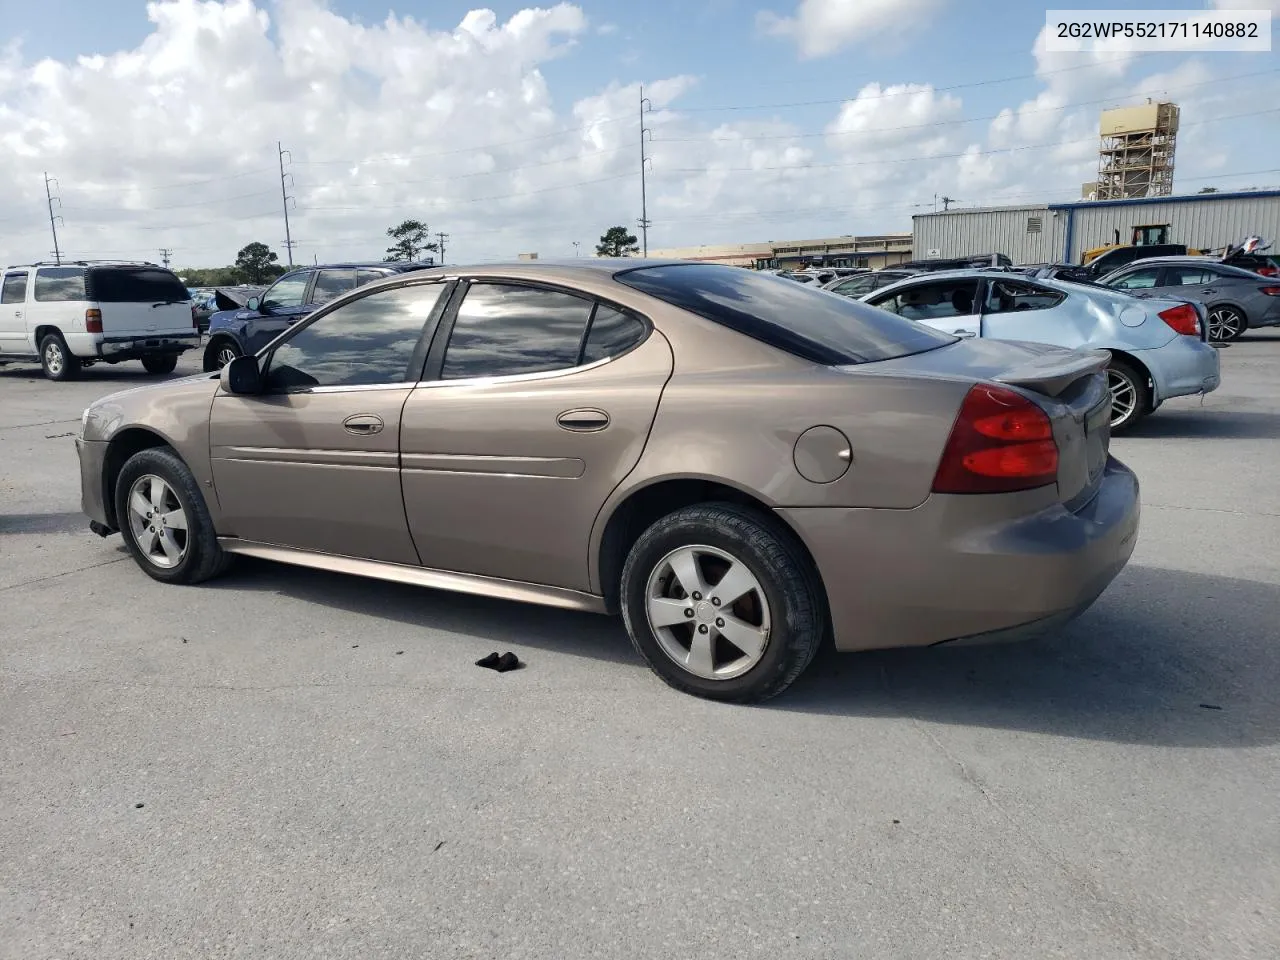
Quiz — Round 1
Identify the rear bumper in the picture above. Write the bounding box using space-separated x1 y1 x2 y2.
1138 336 1220 403
97 333 199 359
776 458 1140 653
77 438 114 530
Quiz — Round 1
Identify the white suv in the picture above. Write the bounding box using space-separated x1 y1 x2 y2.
0 260 199 381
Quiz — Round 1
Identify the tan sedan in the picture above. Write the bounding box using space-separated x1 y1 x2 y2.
77 260 1140 702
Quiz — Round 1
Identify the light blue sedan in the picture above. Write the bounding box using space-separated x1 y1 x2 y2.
856 269 1221 431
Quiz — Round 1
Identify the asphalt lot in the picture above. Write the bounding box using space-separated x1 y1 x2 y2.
2 335 1279 960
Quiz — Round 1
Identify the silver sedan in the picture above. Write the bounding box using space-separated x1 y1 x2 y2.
859 269 1221 431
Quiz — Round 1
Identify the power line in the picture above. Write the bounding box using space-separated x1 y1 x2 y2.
44 172 63 265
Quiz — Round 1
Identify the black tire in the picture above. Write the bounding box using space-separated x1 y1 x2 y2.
141 353 179 375
114 447 232 585
39 332 81 382
203 338 241 372
620 502 826 703
1106 360 1150 433
1207 305 1247 343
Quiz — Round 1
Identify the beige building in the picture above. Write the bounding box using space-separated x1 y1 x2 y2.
647 234 912 270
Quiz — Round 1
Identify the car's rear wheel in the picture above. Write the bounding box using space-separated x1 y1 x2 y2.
1106 360 1149 433
203 338 241 372
1207 305 1246 342
40 333 80 382
141 353 179 375
620 503 825 703
114 447 231 585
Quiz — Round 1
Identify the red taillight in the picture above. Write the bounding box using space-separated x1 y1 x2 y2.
1257 266 1278 277
1157 303 1201 336
932 385 1059 494
1260 286 1280 297
85 308 102 334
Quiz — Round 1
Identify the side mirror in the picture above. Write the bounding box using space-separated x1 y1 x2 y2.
245 296 260 311
220 354 263 395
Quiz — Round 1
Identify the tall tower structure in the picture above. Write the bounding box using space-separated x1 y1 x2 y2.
1090 100 1178 200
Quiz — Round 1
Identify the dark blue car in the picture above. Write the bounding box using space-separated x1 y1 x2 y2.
202 261 434 371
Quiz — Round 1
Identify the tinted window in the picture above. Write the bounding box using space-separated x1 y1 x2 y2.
616 264 953 365
261 273 310 310
266 283 446 390
1166 266 1214 286
869 279 981 321
1107 268 1160 290
358 268 390 286
830 274 880 297
87 266 188 303
1 272 27 304
984 278 1066 313
33 267 86 302
441 283 593 380
582 304 647 364
311 269 356 305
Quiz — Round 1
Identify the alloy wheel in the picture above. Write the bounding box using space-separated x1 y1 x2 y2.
1107 368 1138 428
644 544 772 681
126 474 190 569
44 342 64 376
1207 307 1243 342
216 345 239 367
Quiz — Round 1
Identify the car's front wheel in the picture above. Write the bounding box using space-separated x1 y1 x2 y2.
114 447 232 585
203 338 241 372
620 503 825 703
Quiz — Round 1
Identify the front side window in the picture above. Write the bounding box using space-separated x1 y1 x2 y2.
616 264 954 365
1 272 28 304
33 267 86 302
266 283 447 390
260 272 310 311
310 269 357 305
1107 268 1160 290
831 274 880 297
869 279 981 321
984 278 1066 314
440 283 594 380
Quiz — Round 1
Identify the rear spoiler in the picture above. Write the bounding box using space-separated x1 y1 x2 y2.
991 348 1110 398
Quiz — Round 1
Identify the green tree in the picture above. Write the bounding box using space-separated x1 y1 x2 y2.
1198 186 1219 194
233 242 285 284
385 219 438 262
596 226 640 258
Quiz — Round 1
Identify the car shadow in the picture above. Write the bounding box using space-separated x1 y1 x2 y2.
775 565 1280 749
0 365 188 384
202 556 1276 749
1124 410 1280 440
0 511 90 535
205 556 640 666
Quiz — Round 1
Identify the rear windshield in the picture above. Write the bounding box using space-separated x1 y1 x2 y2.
87 266 190 303
615 263 955 364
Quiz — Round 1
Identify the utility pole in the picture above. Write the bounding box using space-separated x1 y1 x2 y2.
435 231 449 265
639 86 652 257
941 196 955 211
158 248 172 268
572 241 580 257
44 173 63 265
278 141 296 266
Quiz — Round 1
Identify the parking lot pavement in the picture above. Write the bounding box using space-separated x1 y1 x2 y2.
2 336 1278 960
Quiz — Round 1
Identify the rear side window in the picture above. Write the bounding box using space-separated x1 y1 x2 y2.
311 269 357 305
616 264 954 365
358 268 390 286
1166 267 1214 286
33 267 87 302
86 266 188 303
983 278 1066 313
441 283 594 380
1 272 27 304
582 305 646 364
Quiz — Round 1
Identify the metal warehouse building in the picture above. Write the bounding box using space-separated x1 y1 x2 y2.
913 190 1280 265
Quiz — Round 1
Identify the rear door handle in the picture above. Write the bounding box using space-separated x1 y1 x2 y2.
953 329 976 338
557 408 610 432
343 414 384 436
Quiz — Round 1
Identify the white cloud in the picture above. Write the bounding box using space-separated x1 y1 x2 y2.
596 23 619 35
758 0 945 60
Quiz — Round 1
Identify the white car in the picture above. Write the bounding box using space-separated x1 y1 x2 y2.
0 260 198 380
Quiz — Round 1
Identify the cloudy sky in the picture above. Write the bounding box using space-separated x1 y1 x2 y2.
1 0 1278 270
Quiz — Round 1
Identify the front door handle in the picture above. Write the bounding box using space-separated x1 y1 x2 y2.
343 414 384 436
952 329 976 338
557 408 610 432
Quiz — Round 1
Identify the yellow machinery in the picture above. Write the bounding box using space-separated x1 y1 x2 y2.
1081 223 1203 265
